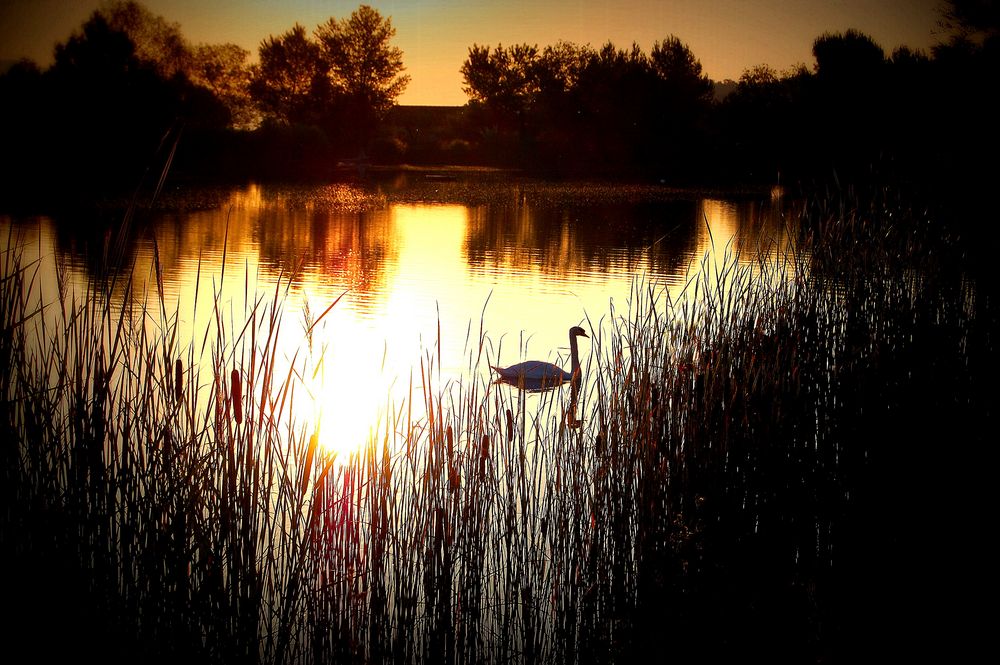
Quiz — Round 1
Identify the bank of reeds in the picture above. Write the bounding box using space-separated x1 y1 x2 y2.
0 190 988 663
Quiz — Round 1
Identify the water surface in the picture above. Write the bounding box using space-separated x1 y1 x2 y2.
3 177 798 454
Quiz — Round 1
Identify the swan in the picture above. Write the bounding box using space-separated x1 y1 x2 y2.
491 326 589 390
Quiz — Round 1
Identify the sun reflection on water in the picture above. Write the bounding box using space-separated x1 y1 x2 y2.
2 183 801 461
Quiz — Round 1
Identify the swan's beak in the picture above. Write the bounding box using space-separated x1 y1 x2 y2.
580 330 589 338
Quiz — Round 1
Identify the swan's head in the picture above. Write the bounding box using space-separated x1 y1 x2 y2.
570 326 589 338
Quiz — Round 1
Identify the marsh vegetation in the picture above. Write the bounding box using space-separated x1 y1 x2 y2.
2 185 988 663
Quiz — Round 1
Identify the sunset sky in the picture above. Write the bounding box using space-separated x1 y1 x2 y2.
1 0 946 106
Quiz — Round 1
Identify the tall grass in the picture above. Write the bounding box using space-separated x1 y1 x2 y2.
1 189 987 663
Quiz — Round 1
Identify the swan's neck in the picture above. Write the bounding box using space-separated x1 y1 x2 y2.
569 333 581 378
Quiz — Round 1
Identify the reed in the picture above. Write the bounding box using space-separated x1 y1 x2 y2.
0 188 985 663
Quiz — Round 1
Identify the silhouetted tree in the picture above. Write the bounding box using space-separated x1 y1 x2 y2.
43 11 187 186
812 29 886 83
460 36 714 175
0 59 48 190
715 63 812 182
96 1 262 132
650 37 713 104
536 41 592 97
247 6 408 156
461 43 540 126
460 43 544 164
881 47 935 166
97 0 191 79
926 0 1000 218
648 36 714 176
316 4 409 148
0 2 243 195
531 42 595 166
808 30 887 176
190 43 256 129
249 24 327 126
571 43 656 172
939 0 1000 43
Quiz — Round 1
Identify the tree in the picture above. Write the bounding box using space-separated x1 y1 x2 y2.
812 29 885 82
534 41 594 138
42 10 188 186
568 42 657 170
459 36 716 175
0 59 47 189
808 30 889 177
536 41 592 96
316 4 409 144
459 43 543 164
738 63 779 88
190 43 256 129
97 0 191 79
249 24 327 126
97 2 260 130
648 36 714 174
460 43 540 125
650 36 713 105
716 64 803 181
939 0 1000 43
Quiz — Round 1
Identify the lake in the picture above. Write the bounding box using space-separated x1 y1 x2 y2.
5 174 986 664
2 175 798 456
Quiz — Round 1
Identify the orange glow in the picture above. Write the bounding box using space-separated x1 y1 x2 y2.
1 1 942 106
2 184 801 461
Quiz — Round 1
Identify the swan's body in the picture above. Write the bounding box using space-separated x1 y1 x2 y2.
492 326 588 390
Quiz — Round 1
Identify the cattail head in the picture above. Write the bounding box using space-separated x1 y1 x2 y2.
231 369 243 424
174 359 183 402
93 354 106 399
479 434 490 475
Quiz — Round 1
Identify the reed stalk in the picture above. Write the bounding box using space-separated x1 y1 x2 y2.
0 188 986 663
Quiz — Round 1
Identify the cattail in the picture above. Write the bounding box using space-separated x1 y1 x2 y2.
174 358 183 402
214 371 224 430
93 354 106 399
231 369 243 424
161 424 172 457
479 434 489 475
506 409 514 442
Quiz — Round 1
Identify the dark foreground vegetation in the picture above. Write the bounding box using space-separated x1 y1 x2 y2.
2 183 992 663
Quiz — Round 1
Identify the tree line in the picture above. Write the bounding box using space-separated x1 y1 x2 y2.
0 0 997 200
0 2 409 195
459 17 998 191
458 38 714 179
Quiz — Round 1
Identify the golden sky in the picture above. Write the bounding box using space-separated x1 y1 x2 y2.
1 0 944 106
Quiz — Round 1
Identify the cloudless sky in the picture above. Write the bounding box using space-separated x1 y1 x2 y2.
1 0 946 105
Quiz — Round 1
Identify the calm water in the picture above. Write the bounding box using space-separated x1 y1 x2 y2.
2 177 798 455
